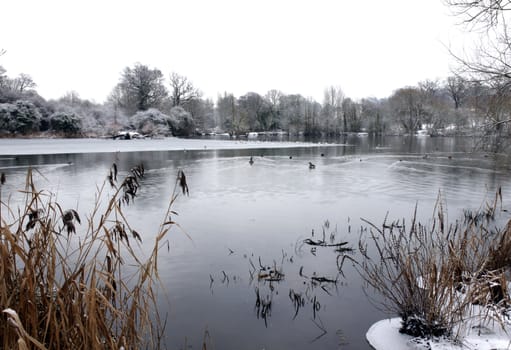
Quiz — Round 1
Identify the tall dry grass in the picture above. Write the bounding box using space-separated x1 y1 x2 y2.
0 164 187 349
358 191 511 340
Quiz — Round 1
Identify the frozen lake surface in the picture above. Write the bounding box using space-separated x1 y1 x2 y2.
0 137 328 155
1 136 510 349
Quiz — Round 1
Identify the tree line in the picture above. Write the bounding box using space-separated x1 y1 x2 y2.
0 1 510 151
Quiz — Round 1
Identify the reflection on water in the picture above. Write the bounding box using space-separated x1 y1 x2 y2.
1 135 510 349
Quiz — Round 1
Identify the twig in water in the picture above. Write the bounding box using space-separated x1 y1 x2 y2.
310 315 327 342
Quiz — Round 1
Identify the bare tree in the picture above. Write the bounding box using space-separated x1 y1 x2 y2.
265 89 282 108
360 98 387 134
389 87 427 133
445 0 511 149
0 67 6 89
418 79 440 102
342 98 362 132
279 94 307 134
107 85 124 129
238 92 273 131
475 81 511 151
186 98 215 132
444 0 511 28
446 75 468 109
322 86 344 134
113 63 168 115
216 92 246 135
264 89 282 130
445 0 511 86
60 91 81 106
169 72 201 107
8 73 37 93
417 79 452 129
0 49 6 89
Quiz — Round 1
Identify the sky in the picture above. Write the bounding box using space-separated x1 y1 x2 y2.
0 0 470 104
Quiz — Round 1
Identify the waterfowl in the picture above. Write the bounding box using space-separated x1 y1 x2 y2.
249 156 254 165
309 162 315 169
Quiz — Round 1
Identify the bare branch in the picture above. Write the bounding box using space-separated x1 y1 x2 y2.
169 72 201 107
444 0 511 29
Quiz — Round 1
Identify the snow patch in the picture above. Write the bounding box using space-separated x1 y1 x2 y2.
367 318 511 350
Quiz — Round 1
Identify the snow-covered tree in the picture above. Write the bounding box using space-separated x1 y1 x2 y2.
130 108 175 136
113 64 168 115
49 92 110 136
169 106 195 136
0 100 41 134
49 112 82 135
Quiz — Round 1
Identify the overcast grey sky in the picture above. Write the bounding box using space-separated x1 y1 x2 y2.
1 0 468 103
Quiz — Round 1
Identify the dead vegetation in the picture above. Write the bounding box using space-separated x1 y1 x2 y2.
357 190 511 340
0 164 188 349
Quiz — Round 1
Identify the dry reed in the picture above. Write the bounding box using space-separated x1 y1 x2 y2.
357 191 511 341
0 164 188 349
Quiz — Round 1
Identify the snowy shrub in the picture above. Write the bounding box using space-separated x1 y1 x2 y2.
0 100 41 134
0 103 15 133
47 96 112 136
169 106 195 136
49 112 82 134
130 108 175 136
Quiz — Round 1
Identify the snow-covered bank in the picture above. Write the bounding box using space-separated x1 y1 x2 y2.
367 318 511 350
0 137 342 155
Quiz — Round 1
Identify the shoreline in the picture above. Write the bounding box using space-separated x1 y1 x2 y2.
0 137 347 156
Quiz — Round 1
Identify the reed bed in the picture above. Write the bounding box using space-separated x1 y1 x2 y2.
0 164 187 349
357 191 511 341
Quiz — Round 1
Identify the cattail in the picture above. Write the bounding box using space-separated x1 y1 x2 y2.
178 170 189 196
62 209 80 235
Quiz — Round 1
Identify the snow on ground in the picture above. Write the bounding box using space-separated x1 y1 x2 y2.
0 137 341 155
367 317 511 350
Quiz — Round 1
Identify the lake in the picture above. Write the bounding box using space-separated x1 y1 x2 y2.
1 135 510 349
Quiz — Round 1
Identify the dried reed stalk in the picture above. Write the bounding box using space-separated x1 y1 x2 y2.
357 191 510 340
0 164 186 349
